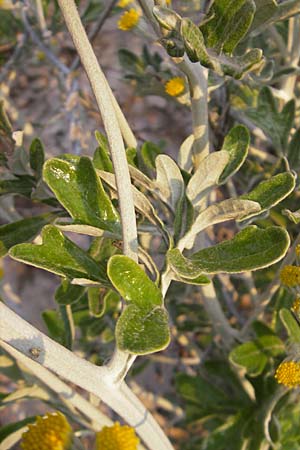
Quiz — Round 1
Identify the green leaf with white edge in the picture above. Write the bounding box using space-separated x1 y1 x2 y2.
29 138 45 178
251 0 278 30
240 172 296 220
200 0 256 54
186 151 229 211
229 335 285 376
280 308 300 344
43 156 120 234
218 125 250 184
9 225 108 284
283 208 300 224
168 226 290 277
178 134 194 173
179 199 261 250
172 272 211 286
116 304 170 355
107 255 162 309
155 155 184 210
55 279 86 305
180 18 212 66
0 213 54 257
152 5 182 31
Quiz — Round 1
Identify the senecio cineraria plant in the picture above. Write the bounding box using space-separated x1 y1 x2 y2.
2 0 300 449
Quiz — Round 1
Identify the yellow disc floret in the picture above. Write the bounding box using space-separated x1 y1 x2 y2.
117 0 134 7
291 297 300 314
118 9 140 31
96 422 139 450
275 360 300 387
280 265 300 287
21 412 72 450
164 77 185 96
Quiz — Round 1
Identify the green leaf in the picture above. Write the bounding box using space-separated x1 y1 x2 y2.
0 176 36 197
42 309 66 345
251 0 278 29
43 156 120 234
180 18 212 66
29 138 45 178
246 88 295 151
218 125 250 184
88 287 107 317
9 225 108 284
152 5 182 31
0 214 54 257
107 255 162 309
168 226 290 276
108 255 170 354
200 0 256 54
118 49 145 75
55 279 86 305
240 172 296 220
93 147 113 173
141 141 161 170
230 335 285 376
116 304 170 355
280 308 300 344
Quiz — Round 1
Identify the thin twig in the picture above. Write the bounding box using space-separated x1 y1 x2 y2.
0 303 173 450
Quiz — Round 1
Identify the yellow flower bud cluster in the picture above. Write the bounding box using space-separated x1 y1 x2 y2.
275 360 300 388
21 412 72 450
96 422 140 450
118 8 140 31
118 0 134 7
164 77 185 96
280 265 300 287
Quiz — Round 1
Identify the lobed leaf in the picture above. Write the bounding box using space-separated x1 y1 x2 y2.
43 156 120 234
168 226 290 276
0 214 54 257
116 304 170 355
240 172 296 220
9 225 108 285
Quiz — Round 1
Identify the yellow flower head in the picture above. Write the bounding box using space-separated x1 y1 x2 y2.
291 297 300 314
165 77 185 96
117 0 134 7
118 8 140 31
96 422 139 450
275 360 300 388
280 265 300 287
21 412 72 450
